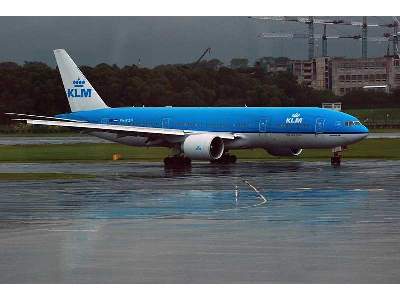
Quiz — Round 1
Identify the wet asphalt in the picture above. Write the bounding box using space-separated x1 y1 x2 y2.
0 131 399 146
0 160 399 283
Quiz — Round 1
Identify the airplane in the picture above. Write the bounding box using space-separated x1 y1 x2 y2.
8 49 369 167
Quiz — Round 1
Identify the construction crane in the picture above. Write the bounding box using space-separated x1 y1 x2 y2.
250 16 348 25
335 17 400 58
250 16 351 59
382 17 400 57
258 30 367 57
250 16 400 59
258 31 392 57
193 47 211 67
393 17 399 57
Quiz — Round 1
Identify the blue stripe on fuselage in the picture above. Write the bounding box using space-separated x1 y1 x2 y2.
56 107 368 134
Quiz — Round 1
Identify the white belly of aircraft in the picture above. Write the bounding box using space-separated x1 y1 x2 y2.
90 131 367 149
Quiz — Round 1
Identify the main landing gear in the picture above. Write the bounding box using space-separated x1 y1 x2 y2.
210 153 237 164
331 146 345 167
164 155 191 168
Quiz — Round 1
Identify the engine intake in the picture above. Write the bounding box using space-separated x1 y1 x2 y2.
182 134 224 160
266 147 303 157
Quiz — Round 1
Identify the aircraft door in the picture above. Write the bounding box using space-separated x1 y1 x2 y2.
259 119 268 133
162 118 171 128
315 118 325 134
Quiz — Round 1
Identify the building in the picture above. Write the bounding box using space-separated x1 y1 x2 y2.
291 60 314 87
292 56 400 96
331 57 392 96
244 55 400 96
289 58 329 89
311 57 332 91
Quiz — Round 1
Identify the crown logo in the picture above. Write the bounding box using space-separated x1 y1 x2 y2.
73 78 86 88
292 112 300 118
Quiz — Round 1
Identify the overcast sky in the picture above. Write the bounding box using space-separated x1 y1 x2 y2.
0 16 395 68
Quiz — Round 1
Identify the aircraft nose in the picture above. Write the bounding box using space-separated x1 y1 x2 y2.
355 124 369 141
361 125 369 134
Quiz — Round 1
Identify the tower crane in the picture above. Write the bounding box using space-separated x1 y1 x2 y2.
258 31 392 57
250 16 400 59
258 30 371 57
250 16 351 59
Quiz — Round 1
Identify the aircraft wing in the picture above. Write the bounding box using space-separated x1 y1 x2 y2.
5 112 87 122
9 115 236 140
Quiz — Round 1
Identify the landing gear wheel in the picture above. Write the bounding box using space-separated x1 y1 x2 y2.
164 156 191 168
331 146 343 167
211 153 237 164
331 155 341 167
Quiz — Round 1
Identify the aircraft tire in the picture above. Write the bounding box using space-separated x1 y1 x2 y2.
164 156 191 168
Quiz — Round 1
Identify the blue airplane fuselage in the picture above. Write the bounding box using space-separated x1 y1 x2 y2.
56 106 368 150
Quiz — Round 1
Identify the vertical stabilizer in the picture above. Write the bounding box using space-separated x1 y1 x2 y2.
54 49 108 112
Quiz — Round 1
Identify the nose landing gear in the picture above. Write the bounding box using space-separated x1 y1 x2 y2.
331 146 345 167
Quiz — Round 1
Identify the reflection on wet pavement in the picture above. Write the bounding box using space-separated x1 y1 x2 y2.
0 160 399 283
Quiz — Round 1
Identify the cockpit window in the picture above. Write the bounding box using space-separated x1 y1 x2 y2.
345 121 362 126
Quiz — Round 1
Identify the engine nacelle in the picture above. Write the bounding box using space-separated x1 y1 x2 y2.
266 147 303 157
182 134 224 160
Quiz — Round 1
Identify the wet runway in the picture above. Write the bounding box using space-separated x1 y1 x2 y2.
0 161 399 283
0 131 399 146
0 135 110 145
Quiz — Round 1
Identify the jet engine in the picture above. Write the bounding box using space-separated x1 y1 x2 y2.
266 147 303 157
182 134 224 160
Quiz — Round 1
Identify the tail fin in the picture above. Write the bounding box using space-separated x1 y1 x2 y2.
54 49 108 112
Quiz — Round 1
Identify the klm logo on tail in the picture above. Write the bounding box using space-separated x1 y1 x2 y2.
67 78 92 98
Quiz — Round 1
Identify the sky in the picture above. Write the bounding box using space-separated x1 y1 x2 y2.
0 16 395 68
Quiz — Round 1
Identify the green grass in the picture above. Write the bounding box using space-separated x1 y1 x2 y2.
0 143 171 162
0 173 96 181
0 139 399 162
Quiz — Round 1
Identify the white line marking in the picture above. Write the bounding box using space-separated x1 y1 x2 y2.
217 180 267 212
154 180 268 218
36 229 98 232
235 185 239 205
243 180 268 207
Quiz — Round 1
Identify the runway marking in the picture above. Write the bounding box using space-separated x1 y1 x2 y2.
243 180 268 207
352 188 384 192
153 180 268 219
235 185 239 205
216 180 268 212
36 229 98 232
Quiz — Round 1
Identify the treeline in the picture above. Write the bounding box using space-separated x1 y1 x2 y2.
0 60 399 125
